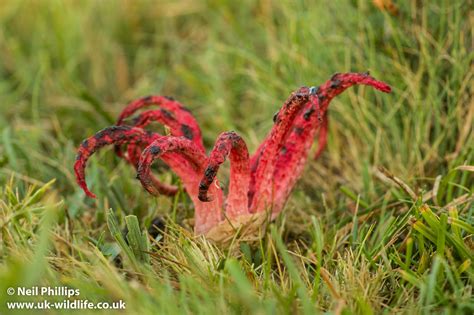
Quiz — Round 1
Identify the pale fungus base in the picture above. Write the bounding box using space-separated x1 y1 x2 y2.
204 212 269 246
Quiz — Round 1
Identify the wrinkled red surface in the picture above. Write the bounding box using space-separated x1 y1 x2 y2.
137 136 223 234
116 95 204 150
114 96 205 195
74 72 391 235
198 131 250 218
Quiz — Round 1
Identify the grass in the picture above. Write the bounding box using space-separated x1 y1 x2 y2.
0 0 473 313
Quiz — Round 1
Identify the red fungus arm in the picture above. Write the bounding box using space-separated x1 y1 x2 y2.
249 87 314 212
117 95 204 151
271 72 391 214
118 108 196 167
74 126 159 198
316 72 391 110
271 96 321 214
137 137 206 195
74 125 179 198
198 131 250 219
137 137 224 235
115 105 203 195
114 96 204 170
313 112 328 159
308 72 390 160
125 143 179 196
132 109 182 131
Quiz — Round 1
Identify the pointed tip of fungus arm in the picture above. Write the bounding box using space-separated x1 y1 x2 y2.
74 158 97 199
372 80 391 93
329 72 392 94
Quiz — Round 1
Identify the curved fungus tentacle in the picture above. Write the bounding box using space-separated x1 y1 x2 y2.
271 93 321 215
198 131 250 219
120 108 198 183
270 72 391 214
122 136 179 197
313 111 329 160
73 72 391 244
123 109 190 165
114 96 204 196
114 95 202 161
74 126 158 199
116 95 204 150
137 136 224 235
248 86 315 213
309 72 391 160
74 125 180 198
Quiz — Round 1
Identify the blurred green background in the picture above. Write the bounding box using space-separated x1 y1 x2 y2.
0 0 472 314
